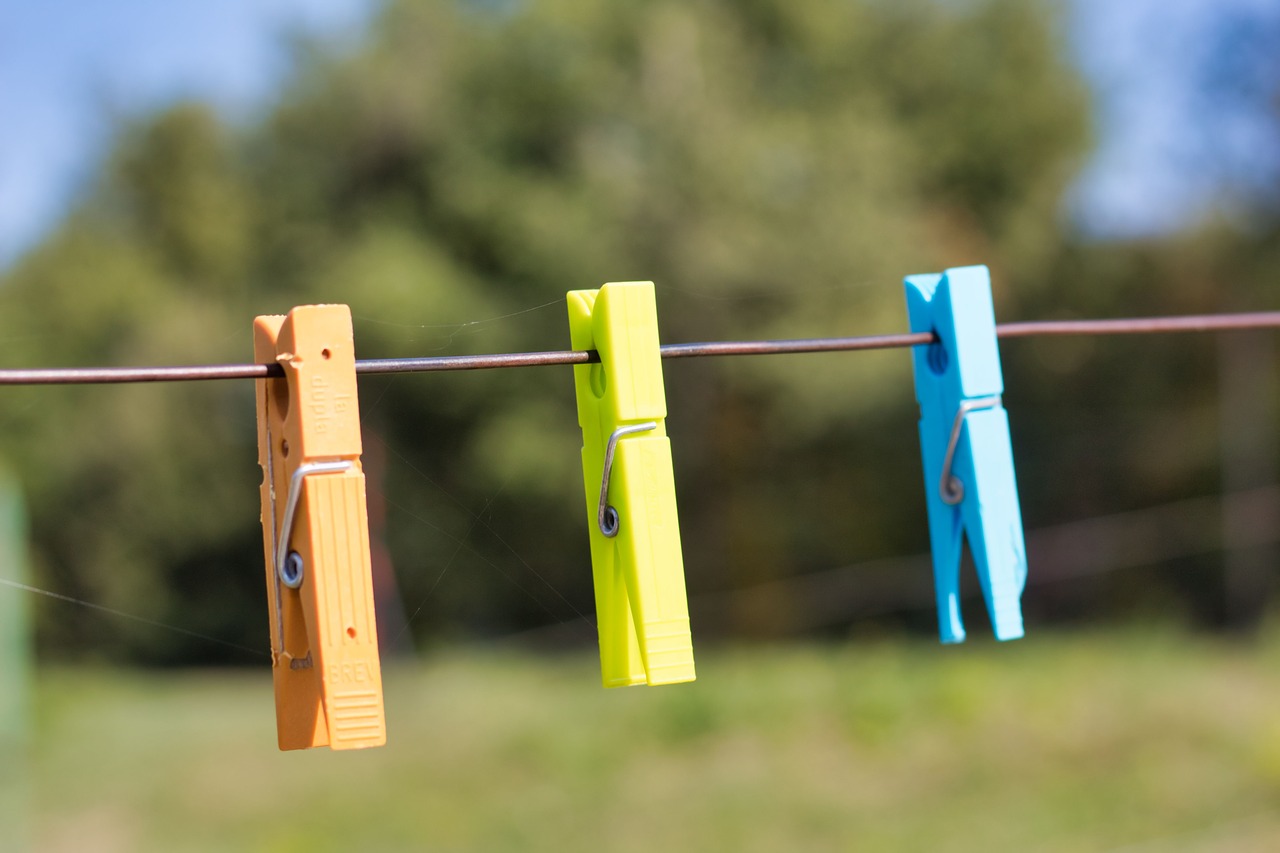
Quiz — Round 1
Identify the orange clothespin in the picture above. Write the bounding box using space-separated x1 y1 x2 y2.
254 304 385 751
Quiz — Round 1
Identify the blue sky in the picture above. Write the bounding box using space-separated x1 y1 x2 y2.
1 0 1276 268
0 0 370 265
1069 0 1279 235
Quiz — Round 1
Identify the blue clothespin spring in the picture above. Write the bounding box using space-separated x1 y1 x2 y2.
905 265 1027 643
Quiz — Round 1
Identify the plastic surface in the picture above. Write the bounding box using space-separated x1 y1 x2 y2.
254 304 386 751
905 266 1027 643
568 282 695 687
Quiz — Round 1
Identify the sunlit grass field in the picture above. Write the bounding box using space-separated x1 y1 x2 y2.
21 626 1280 851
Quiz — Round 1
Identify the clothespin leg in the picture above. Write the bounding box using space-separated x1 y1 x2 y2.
953 410 1027 641
613 437 694 684
918 420 967 644
580 438 647 687
574 360 648 685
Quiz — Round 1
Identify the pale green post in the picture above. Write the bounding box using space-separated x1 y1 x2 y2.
0 466 30 847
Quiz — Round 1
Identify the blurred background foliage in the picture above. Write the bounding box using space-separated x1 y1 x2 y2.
0 0 1277 664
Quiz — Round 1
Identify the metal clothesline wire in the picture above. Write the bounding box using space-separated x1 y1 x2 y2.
1 311 1279 386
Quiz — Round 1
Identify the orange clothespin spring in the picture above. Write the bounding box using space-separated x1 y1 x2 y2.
254 304 385 751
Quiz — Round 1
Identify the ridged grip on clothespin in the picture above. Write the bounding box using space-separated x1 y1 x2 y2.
254 304 386 751
568 282 695 688
905 266 1028 644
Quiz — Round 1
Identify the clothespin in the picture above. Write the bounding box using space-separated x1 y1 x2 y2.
568 281 696 687
254 304 385 750
905 265 1027 643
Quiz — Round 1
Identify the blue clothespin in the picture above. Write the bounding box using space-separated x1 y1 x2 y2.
905 265 1027 643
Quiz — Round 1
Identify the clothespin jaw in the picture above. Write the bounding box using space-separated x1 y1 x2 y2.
254 304 385 751
905 265 1027 644
568 281 695 688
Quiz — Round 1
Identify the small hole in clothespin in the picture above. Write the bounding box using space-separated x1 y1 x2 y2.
321 348 332 360
281 440 290 458
927 337 949 376
269 373 291 418
589 363 607 398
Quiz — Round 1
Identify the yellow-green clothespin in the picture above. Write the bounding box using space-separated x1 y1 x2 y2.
568 281 695 688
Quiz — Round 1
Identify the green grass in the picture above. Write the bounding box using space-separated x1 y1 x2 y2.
19 626 1280 851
